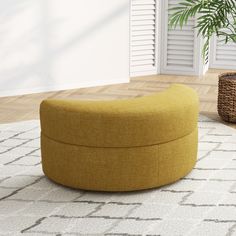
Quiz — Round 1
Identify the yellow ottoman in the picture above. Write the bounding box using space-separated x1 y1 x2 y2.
40 84 199 191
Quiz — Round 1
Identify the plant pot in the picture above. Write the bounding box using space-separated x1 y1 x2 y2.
218 72 236 123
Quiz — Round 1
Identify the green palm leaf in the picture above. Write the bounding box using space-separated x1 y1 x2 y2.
169 0 236 59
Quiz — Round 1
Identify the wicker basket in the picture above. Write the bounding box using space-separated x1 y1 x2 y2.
218 72 236 123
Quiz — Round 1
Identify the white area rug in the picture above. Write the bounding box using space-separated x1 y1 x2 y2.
0 115 236 235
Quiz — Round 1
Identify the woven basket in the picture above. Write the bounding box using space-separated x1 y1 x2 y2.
218 72 236 123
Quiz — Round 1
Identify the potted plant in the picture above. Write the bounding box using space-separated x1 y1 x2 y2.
169 0 236 123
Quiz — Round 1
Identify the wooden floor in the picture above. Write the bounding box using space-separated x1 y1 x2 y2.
0 69 235 128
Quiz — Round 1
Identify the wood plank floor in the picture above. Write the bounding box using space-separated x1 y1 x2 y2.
0 69 235 128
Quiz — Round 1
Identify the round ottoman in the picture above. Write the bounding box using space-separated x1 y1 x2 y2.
40 84 199 192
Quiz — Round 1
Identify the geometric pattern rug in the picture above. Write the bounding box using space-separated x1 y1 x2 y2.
0 115 236 236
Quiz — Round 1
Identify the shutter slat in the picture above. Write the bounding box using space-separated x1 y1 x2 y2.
131 54 155 61
168 45 193 51
132 10 155 16
132 49 155 56
132 5 155 11
132 35 155 41
167 54 194 61
168 49 193 55
132 15 155 20
132 39 155 46
130 0 157 76
131 59 155 66
132 30 155 36
131 20 155 26
132 25 155 31
131 44 155 51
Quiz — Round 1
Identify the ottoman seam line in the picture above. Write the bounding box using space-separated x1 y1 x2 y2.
41 126 198 149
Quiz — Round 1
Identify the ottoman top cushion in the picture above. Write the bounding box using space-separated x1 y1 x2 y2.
40 84 199 148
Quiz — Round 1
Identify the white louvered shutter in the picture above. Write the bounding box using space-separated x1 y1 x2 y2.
210 35 236 70
130 0 158 77
161 0 204 75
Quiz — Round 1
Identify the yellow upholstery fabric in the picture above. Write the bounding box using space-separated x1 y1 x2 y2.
40 84 199 191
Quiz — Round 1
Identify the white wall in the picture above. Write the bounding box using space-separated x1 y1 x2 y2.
0 0 130 97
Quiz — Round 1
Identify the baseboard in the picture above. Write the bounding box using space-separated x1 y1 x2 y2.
0 78 130 97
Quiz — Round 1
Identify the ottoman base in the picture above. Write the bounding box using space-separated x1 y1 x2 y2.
41 127 198 192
